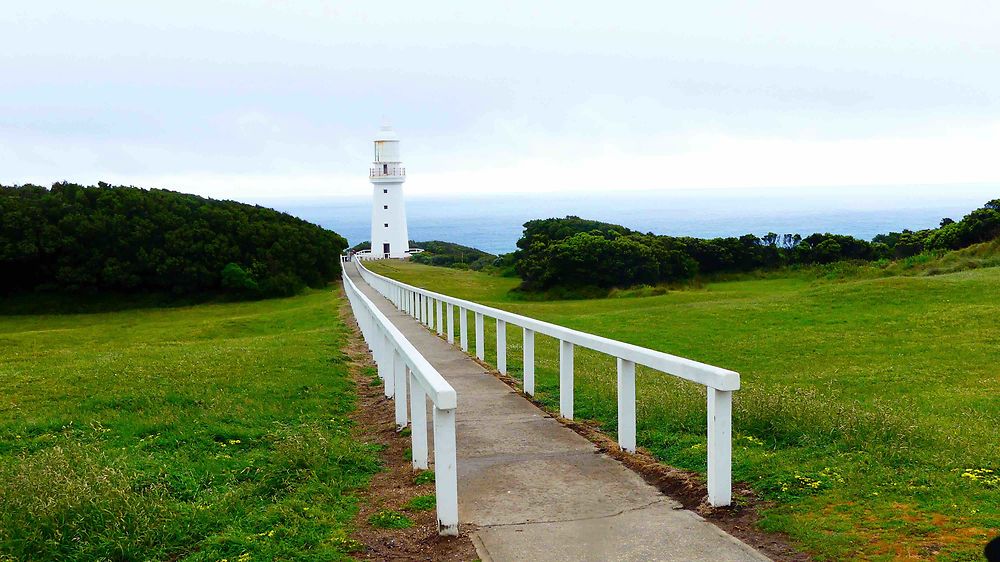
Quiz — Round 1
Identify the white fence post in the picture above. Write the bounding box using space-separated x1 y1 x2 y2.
475 313 484 360
617 358 636 453
707 388 733 507
381 333 393 398
409 371 428 470
459 308 468 351
496 319 507 373
433 406 459 536
447 303 455 344
523 328 535 395
436 300 444 336
559 340 574 419
393 355 408 430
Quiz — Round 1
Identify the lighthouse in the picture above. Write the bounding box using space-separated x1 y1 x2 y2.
369 125 410 259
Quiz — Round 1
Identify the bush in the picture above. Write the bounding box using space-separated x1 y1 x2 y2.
258 272 306 298
220 263 260 296
508 198 1000 292
0 183 347 297
812 239 843 264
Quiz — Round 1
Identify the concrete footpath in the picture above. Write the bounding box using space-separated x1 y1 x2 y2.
347 265 769 562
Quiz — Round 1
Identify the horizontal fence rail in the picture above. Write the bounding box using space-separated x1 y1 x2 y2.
342 264 459 535
355 258 740 507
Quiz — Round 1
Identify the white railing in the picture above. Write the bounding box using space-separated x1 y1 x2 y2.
351 250 377 261
345 249 423 262
354 258 740 507
370 166 406 177
342 265 459 535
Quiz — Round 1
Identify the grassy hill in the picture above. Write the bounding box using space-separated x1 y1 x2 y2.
368 246 1000 560
0 290 377 560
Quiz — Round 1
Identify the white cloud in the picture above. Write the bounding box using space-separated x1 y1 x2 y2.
2 1 999 200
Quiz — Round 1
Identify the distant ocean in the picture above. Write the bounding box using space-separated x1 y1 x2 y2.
265 185 998 255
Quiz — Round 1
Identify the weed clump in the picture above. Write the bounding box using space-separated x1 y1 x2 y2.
403 495 436 512
413 470 435 485
368 510 413 529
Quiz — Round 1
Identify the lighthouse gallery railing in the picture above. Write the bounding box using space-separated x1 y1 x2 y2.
354 257 740 507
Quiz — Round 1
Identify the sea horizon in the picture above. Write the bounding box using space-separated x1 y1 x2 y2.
264 184 999 255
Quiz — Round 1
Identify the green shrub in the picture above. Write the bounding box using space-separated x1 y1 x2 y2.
221 263 260 296
258 271 306 298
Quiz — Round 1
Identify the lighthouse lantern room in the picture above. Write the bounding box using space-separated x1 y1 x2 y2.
369 125 411 259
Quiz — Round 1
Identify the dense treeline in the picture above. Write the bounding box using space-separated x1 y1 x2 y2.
510 199 1000 291
0 183 348 297
409 241 495 270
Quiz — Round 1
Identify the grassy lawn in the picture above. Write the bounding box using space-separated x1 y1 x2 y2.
368 259 1000 561
0 288 378 560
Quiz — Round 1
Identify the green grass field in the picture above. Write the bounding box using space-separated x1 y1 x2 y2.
367 258 1000 561
0 289 378 560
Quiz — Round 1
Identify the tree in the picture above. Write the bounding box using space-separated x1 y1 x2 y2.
507 198 1000 294
812 239 843 264
0 183 347 297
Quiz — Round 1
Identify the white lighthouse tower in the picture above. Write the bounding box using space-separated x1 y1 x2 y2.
369 125 410 259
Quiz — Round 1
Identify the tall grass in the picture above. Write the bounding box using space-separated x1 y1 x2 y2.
0 290 380 560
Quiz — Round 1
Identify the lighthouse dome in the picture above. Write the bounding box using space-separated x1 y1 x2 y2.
374 125 401 162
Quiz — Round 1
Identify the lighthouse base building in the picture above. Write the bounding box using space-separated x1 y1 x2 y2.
367 125 413 259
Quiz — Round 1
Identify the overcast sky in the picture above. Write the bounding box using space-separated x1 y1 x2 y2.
2 1 998 201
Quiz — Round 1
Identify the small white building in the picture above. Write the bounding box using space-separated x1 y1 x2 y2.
368 125 412 259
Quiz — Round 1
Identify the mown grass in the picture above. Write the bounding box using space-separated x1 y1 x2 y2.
368 253 1000 561
0 288 380 560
